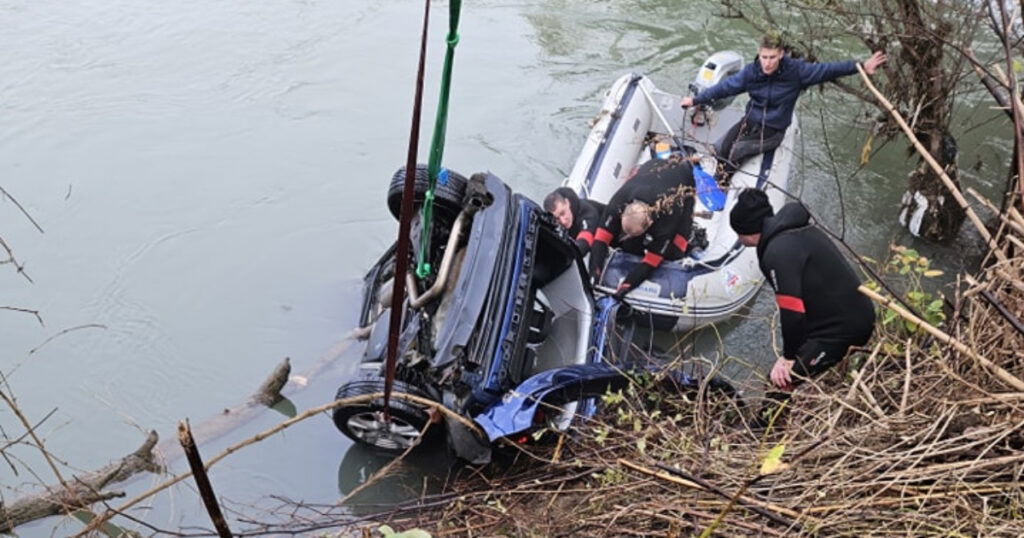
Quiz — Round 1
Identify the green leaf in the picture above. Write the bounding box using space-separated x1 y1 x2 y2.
1015 58 1024 74
601 389 625 405
904 249 920 260
882 309 898 325
928 299 944 311
760 442 788 475
637 436 647 455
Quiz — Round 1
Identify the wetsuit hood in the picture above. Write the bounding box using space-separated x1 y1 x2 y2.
758 202 810 254
554 186 583 236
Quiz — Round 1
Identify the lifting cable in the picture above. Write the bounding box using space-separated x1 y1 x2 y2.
417 0 462 279
385 0 462 417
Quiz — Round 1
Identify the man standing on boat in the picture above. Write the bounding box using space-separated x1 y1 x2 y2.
544 187 606 256
729 189 875 402
680 34 887 179
588 155 696 300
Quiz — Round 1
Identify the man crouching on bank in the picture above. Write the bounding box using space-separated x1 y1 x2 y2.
730 189 875 411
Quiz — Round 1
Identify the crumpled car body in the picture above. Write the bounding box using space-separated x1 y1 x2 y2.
333 170 619 463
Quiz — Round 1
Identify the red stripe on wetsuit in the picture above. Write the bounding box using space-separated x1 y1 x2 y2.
776 294 806 313
673 234 688 253
594 228 613 245
576 230 594 246
642 251 663 267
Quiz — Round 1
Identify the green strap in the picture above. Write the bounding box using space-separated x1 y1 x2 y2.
416 0 462 279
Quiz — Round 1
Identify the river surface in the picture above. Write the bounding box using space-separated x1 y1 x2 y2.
0 0 1010 535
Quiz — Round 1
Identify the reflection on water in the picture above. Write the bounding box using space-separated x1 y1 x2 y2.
337 443 455 514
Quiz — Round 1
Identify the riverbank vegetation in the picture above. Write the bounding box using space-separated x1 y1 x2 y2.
331 218 1024 536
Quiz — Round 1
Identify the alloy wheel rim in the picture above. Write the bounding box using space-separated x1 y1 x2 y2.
346 411 421 450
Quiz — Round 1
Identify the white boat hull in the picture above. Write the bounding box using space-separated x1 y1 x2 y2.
563 72 796 331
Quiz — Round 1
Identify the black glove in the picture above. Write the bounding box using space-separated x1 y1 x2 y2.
589 240 609 283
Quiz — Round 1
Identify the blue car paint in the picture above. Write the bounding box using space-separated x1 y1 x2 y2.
474 297 619 440
474 362 707 441
484 201 532 393
588 296 618 364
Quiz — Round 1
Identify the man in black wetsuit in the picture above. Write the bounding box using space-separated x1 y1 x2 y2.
730 189 875 395
588 155 696 300
543 187 606 256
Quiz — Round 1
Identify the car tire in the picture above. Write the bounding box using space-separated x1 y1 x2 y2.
387 164 468 220
332 376 434 453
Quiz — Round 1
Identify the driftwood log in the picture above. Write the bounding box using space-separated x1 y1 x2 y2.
152 356 294 459
6 331 360 535
0 354 303 534
0 431 160 533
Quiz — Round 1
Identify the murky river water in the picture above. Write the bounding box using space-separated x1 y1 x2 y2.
0 0 1010 534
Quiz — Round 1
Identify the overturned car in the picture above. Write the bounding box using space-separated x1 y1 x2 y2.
332 166 617 463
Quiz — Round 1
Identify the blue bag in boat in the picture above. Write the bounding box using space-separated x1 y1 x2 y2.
693 164 725 211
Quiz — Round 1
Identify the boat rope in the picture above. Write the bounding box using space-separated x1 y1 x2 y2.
416 0 463 279
384 0 434 418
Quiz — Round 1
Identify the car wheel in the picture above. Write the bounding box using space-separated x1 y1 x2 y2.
331 377 434 453
387 164 468 220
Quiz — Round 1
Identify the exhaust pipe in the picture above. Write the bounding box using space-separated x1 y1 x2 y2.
406 209 469 309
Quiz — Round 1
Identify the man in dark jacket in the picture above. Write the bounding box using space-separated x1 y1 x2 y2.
730 189 875 392
588 155 695 300
681 34 886 178
543 187 606 255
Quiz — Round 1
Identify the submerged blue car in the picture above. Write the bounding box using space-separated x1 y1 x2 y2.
333 166 618 463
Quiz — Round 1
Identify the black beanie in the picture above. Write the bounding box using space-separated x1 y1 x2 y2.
730 189 773 235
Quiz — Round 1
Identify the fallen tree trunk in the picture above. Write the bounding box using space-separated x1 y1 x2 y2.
0 431 160 533
0 359 291 534
3 333 359 534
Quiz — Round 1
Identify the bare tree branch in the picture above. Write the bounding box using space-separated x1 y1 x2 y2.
29 324 108 355
0 306 44 327
0 185 44 234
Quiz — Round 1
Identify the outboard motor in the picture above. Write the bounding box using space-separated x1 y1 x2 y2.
688 51 744 110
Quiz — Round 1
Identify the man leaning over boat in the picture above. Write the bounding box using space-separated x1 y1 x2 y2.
544 187 606 256
587 154 697 300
